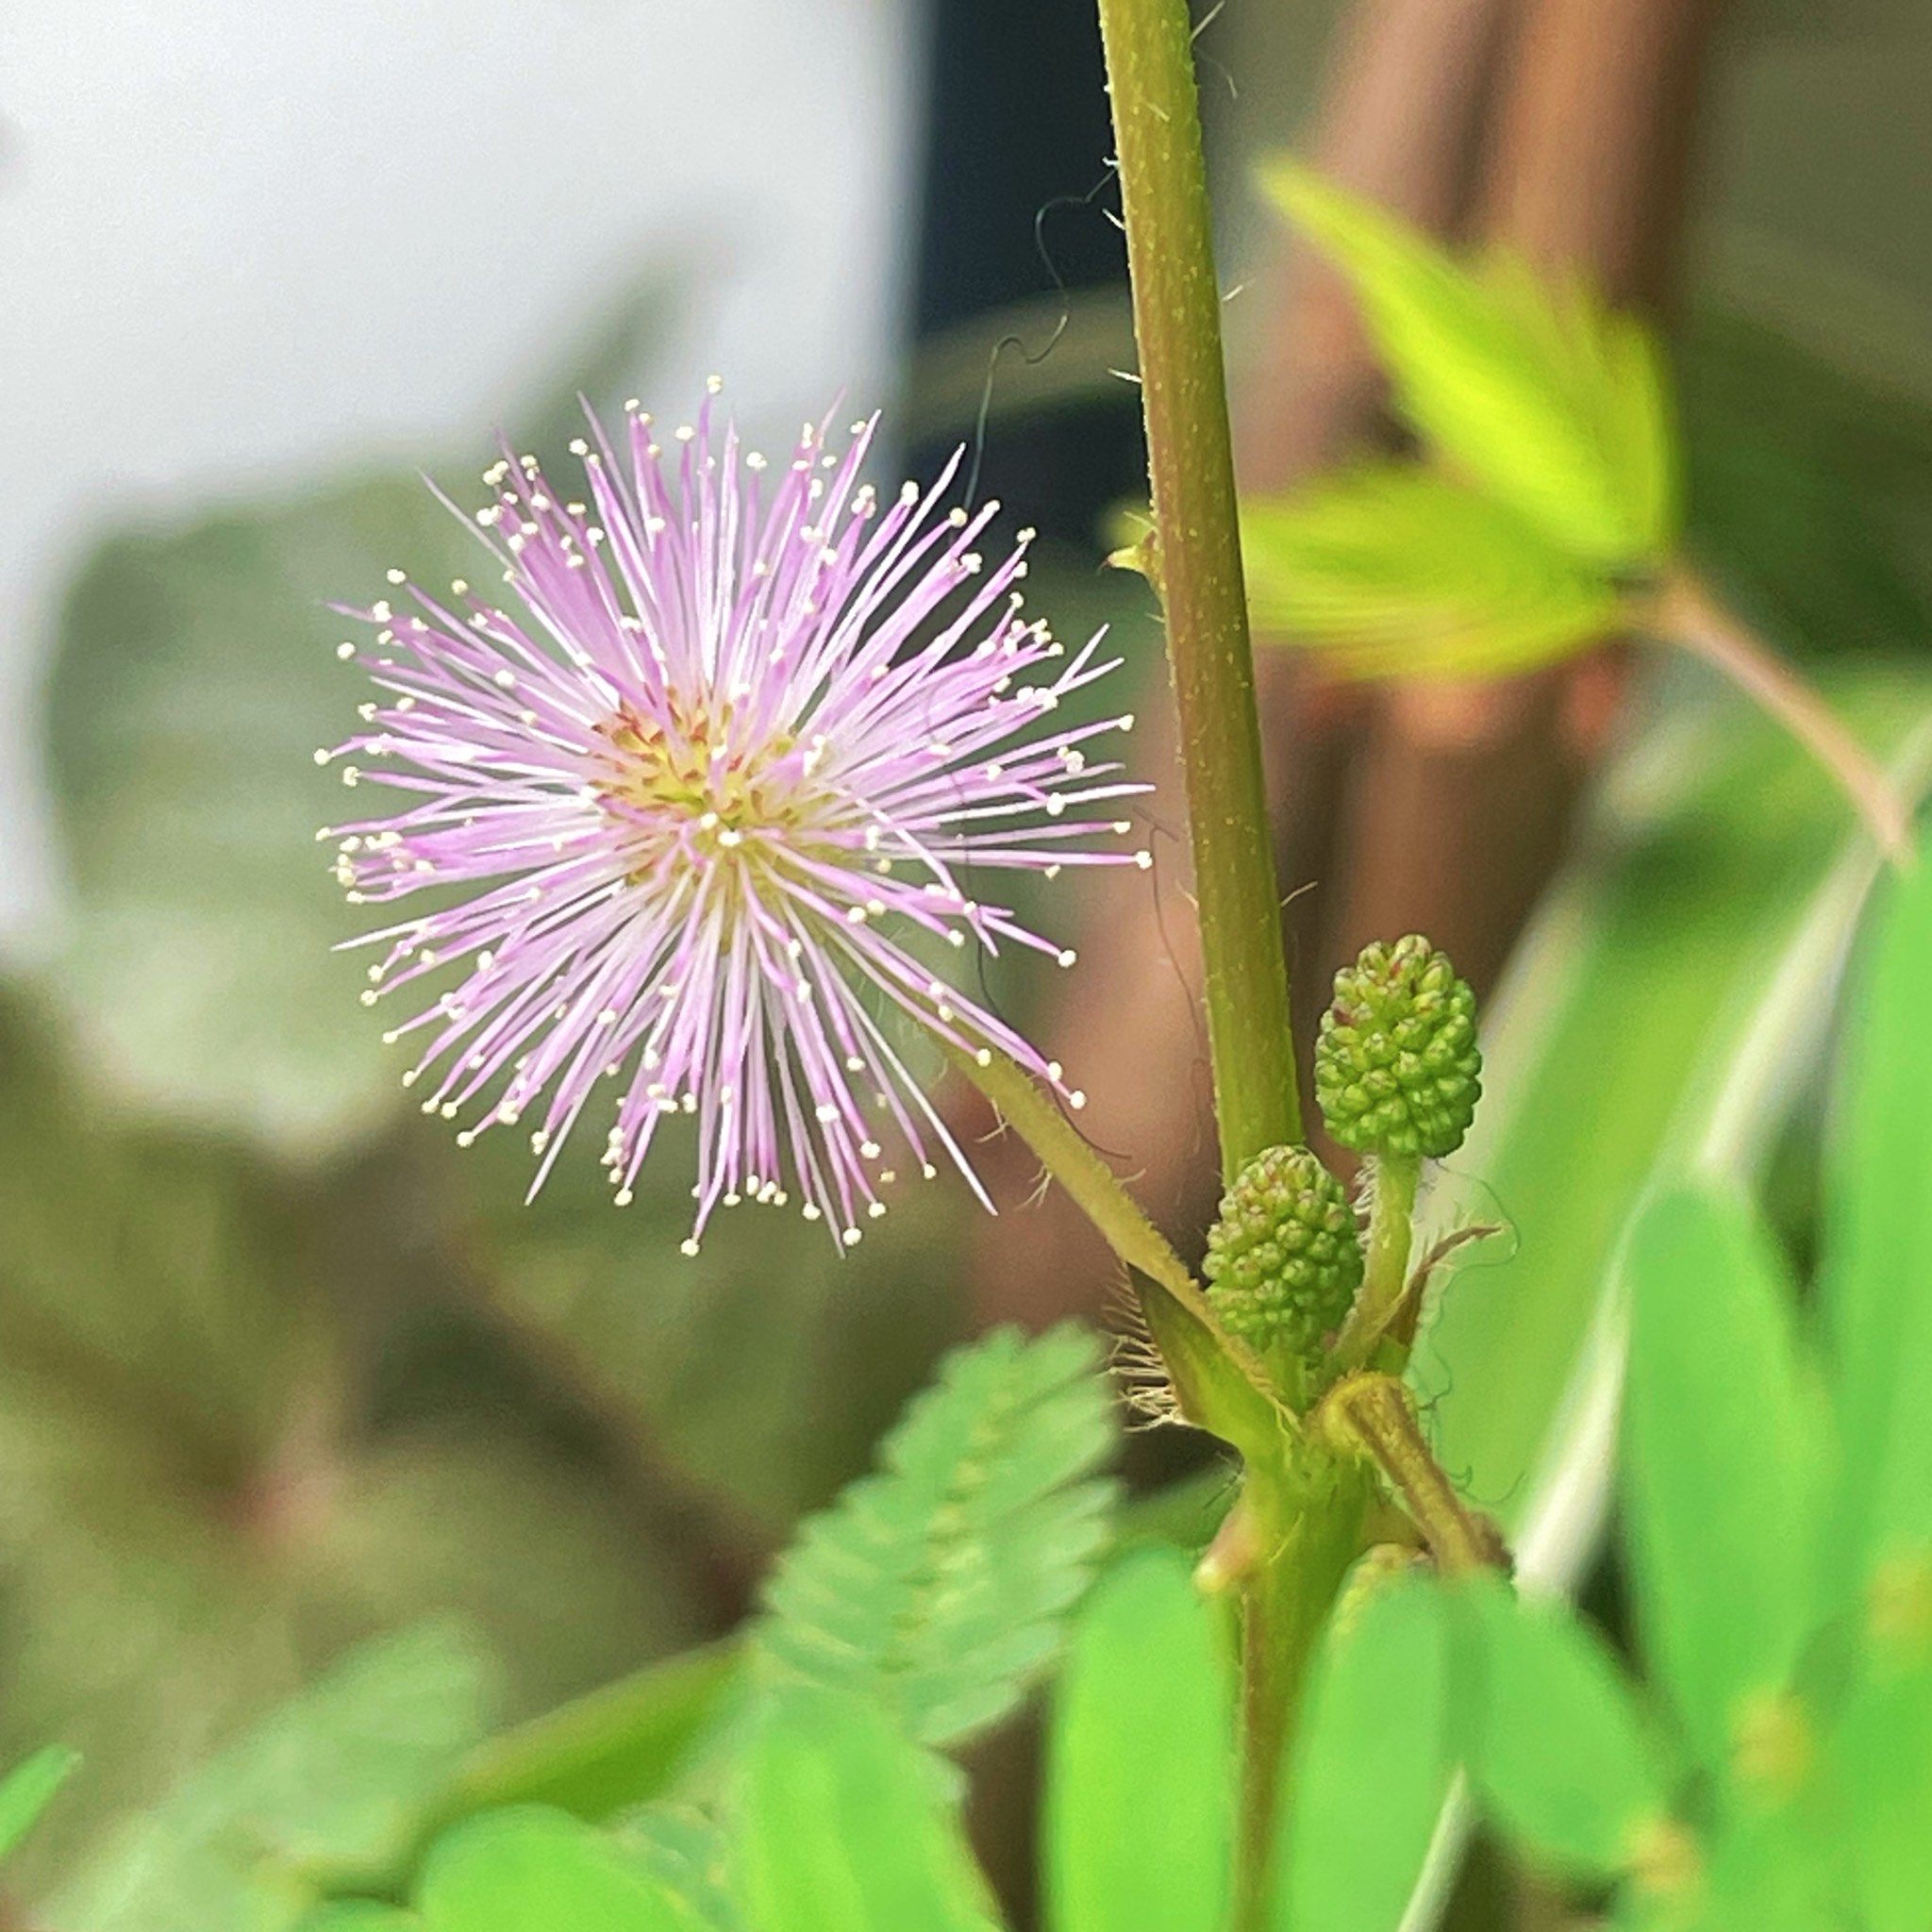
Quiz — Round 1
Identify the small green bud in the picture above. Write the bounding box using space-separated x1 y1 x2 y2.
1203 1145 1362 1366
1315 935 1481 1159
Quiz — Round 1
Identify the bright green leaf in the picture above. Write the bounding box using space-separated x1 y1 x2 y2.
1827 1652 1932 1931
754 1324 1118 1751
1274 1576 1455 1932
1820 852 1932 1598
1651 1814 1836 1932
296 1909 425 1932
1457 1581 1674 1878
1044 1549 1232 1932
1258 158 1676 566
1622 1186 1823 1769
0 1746 78 1861
1241 462 1620 679
730 1689 1000 1932
610 1806 743 1932
417 1807 704 1932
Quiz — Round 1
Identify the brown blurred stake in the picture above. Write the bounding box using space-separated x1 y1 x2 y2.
1331 0 1725 990
1479 0 1719 299
1241 0 1516 484
965 0 1509 1328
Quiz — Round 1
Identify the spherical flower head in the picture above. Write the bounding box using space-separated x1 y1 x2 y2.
324 388 1149 1251
1314 935 1481 1159
1203 1144 1360 1375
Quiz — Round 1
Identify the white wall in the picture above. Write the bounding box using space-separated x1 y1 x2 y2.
0 0 920 941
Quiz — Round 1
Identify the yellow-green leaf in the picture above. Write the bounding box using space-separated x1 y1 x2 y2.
417 1807 705 1932
1828 1650 1932 1932
1820 854 1932 1601
0 1746 78 1862
1241 463 1621 679
1258 158 1676 567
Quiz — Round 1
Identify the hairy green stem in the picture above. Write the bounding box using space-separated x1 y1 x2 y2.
942 1041 1197 1303
945 1039 1290 1453
1095 0 1302 1175
1322 1374 1507 1576
1091 7 1335 1919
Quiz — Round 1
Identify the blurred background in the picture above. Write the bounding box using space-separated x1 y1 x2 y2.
2 0 1930 1923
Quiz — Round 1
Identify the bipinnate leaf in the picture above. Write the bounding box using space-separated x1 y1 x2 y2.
1457 1581 1674 1879
1819 853 1932 1601
1258 158 1676 567
1241 462 1619 679
1274 1574 1456 1932
52 1624 495 1932
1622 1187 1823 1771
753 1324 1118 1750
415 1807 708 1932
1044 1549 1233 1932
0 1746 78 1861
730 1689 1000 1932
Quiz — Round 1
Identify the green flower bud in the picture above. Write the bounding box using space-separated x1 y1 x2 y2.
1203 1145 1362 1368
1315 935 1481 1159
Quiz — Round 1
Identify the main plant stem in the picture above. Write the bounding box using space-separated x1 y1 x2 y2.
1092 4 1330 1925
1095 0 1301 1175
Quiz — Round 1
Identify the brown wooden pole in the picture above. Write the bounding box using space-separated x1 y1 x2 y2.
1330 0 1726 1001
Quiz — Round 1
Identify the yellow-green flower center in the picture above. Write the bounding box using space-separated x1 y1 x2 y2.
591 700 839 874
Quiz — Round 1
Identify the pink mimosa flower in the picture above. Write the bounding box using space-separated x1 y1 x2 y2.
325 389 1148 1251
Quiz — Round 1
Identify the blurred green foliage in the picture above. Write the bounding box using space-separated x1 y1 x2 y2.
24 1326 1117 1928
51 1624 490 1932
46 483 479 1155
1679 305 1932 660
